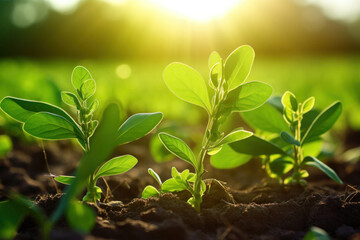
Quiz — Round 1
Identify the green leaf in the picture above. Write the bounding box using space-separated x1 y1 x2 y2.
79 79 96 100
61 91 81 108
158 132 196 168
171 166 182 181
281 91 297 112
116 112 163 145
209 63 222 89
161 178 187 193
268 156 294 178
88 99 99 115
0 135 12 157
210 144 251 169
241 102 289 133
303 156 343 184
224 81 272 112
148 168 162 186
142 185 159 199
280 131 300 146
24 112 81 140
0 200 27 240
302 138 322 157
229 135 285 156
302 97 315 114
89 120 99 137
224 45 255 91
95 155 137 180
72 66 92 90
163 62 211 112
55 175 75 185
150 134 174 163
66 201 95 234
302 102 342 144
208 51 221 69
304 227 331 240
214 130 253 147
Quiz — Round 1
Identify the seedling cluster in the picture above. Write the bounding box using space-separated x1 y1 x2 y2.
0 45 344 239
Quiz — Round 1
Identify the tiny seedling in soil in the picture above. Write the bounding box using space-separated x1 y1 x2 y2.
0 66 163 202
142 45 272 211
228 91 343 185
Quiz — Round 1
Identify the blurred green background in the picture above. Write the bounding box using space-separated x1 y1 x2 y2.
0 0 360 141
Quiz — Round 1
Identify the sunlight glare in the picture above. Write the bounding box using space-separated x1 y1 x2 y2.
147 0 242 22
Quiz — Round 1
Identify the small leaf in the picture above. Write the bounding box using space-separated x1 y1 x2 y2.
89 120 99 137
304 227 331 240
280 131 300 146
208 51 221 69
55 175 75 185
24 112 81 140
210 144 251 169
142 185 159 199
163 62 211 112
302 97 315 114
0 200 28 239
66 201 95 234
303 156 343 184
281 91 298 112
229 135 285 156
88 99 99 115
116 112 163 145
161 178 187 193
158 132 196 168
171 166 182 181
268 156 294 178
241 102 289 133
148 168 162 186
224 45 255 91
95 155 137 180
224 81 272 112
214 130 253 148
302 102 342 144
79 79 96 100
71 66 92 90
61 91 81 108
209 63 222 89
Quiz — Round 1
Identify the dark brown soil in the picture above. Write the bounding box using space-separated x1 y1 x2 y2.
2 136 360 240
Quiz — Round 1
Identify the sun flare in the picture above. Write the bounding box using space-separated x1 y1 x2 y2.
147 0 242 22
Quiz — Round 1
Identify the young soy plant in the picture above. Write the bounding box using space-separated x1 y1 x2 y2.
142 46 272 211
232 91 343 185
0 66 163 202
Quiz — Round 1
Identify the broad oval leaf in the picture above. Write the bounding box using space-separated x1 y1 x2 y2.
214 129 253 148
208 51 221 69
223 81 272 112
55 175 75 185
241 102 289 133
301 101 342 144
158 132 196 168
303 156 343 184
302 138 322 157
210 144 251 169
163 62 211 112
280 131 300 146
281 91 298 112
229 135 285 156
224 45 255 91
66 201 95 234
95 155 137 180
80 79 96 100
148 168 162 186
161 178 187 193
72 66 92 90
61 91 81 108
116 112 163 145
24 112 81 140
302 97 315 114
142 185 159 199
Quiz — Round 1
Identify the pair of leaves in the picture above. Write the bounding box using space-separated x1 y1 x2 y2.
163 46 256 113
0 97 85 147
56 155 138 185
72 66 96 100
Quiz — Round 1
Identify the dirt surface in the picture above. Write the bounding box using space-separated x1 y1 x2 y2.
2 136 360 240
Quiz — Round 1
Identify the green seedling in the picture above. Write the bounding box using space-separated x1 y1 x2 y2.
0 66 163 202
0 103 122 239
146 46 272 211
229 92 343 185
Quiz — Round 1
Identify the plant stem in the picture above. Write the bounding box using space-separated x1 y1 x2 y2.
41 141 60 194
293 108 303 183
